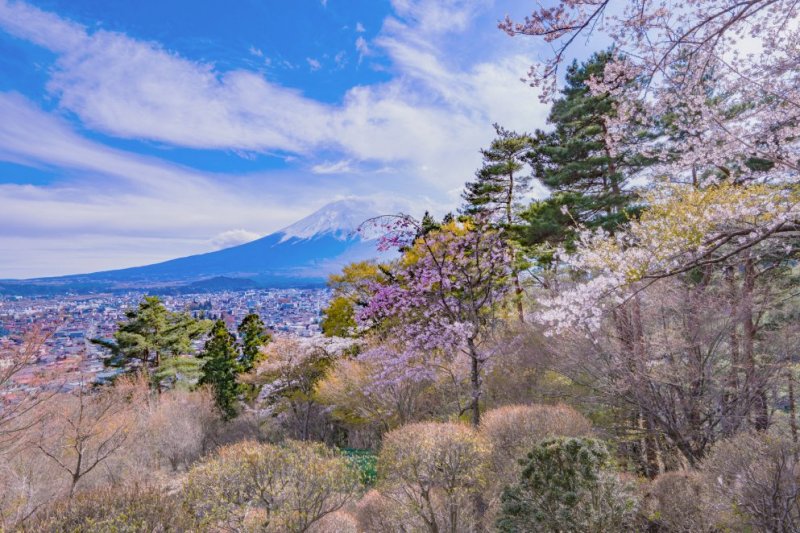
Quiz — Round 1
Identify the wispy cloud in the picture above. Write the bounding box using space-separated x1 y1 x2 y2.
0 0 547 192
0 0 551 276
306 57 322 71
355 35 370 63
311 160 355 174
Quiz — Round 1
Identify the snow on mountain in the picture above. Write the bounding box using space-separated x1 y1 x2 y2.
277 197 404 242
2 197 411 294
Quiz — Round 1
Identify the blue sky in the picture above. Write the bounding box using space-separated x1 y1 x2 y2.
0 0 568 278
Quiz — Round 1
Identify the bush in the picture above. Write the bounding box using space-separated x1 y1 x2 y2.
377 421 490 532
23 485 194 532
480 404 592 491
183 440 359 532
354 489 410 533
643 470 714 532
308 510 358 533
701 431 800 532
144 387 219 471
497 437 638 532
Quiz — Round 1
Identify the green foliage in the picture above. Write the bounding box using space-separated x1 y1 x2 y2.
462 124 535 226
497 437 638 532
520 51 647 262
321 260 386 338
198 319 242 419
152 355 204 390
341 448 378 487
91 295 210 389
237 313 270 372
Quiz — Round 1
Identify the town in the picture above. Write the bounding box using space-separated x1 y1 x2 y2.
0 288 331 389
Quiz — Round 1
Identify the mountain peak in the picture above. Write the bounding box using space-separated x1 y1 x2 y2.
278 198 392 242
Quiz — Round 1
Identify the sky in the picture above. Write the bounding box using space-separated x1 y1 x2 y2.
0 0 567 278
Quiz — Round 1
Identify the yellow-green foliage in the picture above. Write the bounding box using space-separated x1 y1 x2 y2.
377 421 490 532
184 440 358 532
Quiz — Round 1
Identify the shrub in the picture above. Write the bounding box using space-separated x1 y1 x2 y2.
144 387 219 471
377 421 490 532
643 470 715 532
701 431 800 532
308 510 358 533
497 437 638 532
480 404 592 491
24 485 194 532
183 440 359 532
354 489 410 533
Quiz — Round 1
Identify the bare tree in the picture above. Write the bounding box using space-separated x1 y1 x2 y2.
555 271 792 468
36 381 131 499
0 329 50 455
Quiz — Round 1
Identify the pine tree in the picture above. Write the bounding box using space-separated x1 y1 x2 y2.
462 124 535 226
91 296 210 390
463 125 536 322
520 50 647 260
199 320 241 419
237 313 270 372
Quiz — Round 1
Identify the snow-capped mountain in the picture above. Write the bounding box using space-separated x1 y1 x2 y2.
0 198 403 295
278 198 385 242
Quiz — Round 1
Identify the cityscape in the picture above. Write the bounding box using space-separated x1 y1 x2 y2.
0 288 331 391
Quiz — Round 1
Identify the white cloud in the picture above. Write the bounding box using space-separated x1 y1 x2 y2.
311 160 355 174
389 0 491 34
306 57 322 71
0 0 549 195
355 22 366 32
0 0 555 276
210 229 261 249
355 35 370 62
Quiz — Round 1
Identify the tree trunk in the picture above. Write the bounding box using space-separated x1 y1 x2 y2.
789 368 798 460
505 170 525 323
466 338 487 531
513 272 525 323
742 257 769 430
723 266 741 437
468 340 481 427
303 402 311 441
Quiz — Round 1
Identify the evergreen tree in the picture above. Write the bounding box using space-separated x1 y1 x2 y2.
91 296 209 389
413 210 442 241
520 50 647 261
237 313 270 372
199 320 241 419
497 438 637 532
152 355 204 391
462 124 535 227
462 126 536 321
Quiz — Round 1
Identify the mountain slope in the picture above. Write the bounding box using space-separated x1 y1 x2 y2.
1 199 395 294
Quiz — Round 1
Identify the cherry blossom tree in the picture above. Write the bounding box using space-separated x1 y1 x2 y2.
502 0 800 181
358 217 512 426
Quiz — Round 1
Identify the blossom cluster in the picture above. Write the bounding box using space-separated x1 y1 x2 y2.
502 0 800 185
538 182 800 334
357 221 512 385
